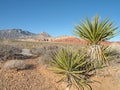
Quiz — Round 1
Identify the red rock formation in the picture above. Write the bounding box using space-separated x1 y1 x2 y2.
52 36 113 46
53 36 87 44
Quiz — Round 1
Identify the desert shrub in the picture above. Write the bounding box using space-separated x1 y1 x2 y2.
38 46 60 65
31 45 63 64
3 60 28 70
30 47 46 56
103 44 120 65
105 48 119 60
38 54 52 65
31 45 59 56
0 44 22 60
107 43 120 59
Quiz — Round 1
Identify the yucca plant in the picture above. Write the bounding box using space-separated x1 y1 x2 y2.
73 15 118 68
51 48 93 90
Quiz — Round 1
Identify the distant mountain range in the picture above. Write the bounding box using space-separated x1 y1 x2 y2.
0 29 51 39
0 29 118 45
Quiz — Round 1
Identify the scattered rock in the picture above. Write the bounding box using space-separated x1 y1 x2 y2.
3 60 27 70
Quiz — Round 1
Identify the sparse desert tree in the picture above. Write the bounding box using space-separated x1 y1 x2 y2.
73 15 118 68
51 48 93 90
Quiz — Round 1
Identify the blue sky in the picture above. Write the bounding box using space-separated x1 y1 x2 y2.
0 0 120 41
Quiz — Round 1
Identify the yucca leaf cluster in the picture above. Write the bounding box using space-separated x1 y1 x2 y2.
51 48 93 90
73 15 118 45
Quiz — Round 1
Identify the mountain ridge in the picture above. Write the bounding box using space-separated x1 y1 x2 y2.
0 29 51 39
